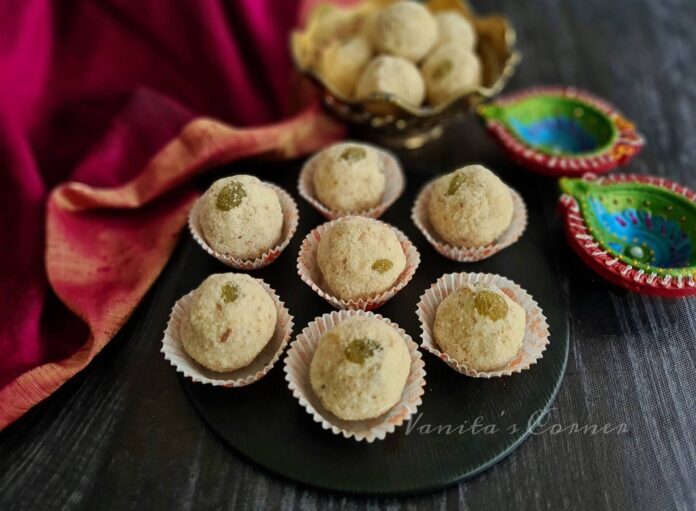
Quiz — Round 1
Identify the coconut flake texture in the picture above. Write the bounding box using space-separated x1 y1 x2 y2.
189 181 298 270
428 166 513 247
412 181 527 262
416 272 550 378
284 309 426 442
297 217 420 310
180 273 277 372
317 217 406 301
161 277 293 386
299 142 405 219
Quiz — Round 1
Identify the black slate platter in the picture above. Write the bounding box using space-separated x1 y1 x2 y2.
180 133 570 495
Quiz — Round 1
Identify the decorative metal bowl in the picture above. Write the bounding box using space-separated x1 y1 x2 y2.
291 0 520 148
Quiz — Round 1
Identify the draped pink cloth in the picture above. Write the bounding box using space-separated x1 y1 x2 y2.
0 0 345 429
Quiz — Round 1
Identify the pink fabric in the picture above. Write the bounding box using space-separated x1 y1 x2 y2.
0 0 344 429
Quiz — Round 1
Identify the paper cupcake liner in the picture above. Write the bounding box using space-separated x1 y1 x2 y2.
161 278 294 387
298 144 405 220
416 272 550 378
411 181 528 262
189 182 299 270
284 309 426 443
296 216 421 310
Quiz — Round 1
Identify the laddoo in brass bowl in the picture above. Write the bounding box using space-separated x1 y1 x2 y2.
291 0 520 148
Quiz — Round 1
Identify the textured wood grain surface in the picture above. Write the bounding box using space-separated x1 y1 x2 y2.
2 0 696 509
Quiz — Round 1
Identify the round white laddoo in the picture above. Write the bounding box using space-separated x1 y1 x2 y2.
421 42 482 105
181 273 277 372
316 217 406 301
434 284 526 371
434 11 477 50
355 55 425 106
319 36 372 98
310 317 410 420
371 1 438 62
428 165 513 247
199 175 283 260
312 142 386 213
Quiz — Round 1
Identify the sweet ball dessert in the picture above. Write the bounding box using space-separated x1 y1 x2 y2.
421 42 481 105
312 142 385 213
317 217 406 301
428 165 513 247
434 11 476 50
308 1 483 109
370 1 438 62
355 55 425 106
434 284 525 371
199 175 283 260
319 35 372 97
310 317 410 420
311 5 363 48
181 273 277 372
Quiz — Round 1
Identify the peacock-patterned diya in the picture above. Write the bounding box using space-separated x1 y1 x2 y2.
480 87 644 176
559 173 696 296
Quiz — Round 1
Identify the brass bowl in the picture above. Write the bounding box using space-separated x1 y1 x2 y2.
291 0 521 148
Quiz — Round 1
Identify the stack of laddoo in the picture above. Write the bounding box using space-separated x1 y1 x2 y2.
316 1 481 107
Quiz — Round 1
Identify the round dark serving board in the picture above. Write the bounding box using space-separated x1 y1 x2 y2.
180 143 570 495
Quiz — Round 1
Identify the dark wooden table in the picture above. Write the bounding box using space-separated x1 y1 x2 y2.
2 0 696 509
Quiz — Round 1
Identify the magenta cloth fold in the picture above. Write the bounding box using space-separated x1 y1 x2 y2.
0 0 345 429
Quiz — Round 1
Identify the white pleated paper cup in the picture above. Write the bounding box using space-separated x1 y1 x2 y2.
298 144 405 220
416 272 550 378
189 182 299 270
284 309 426 442
161 278 294 387
296 217 421 310
411 181 528 262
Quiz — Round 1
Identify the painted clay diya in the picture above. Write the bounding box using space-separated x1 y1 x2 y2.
479 87 644 176
559 173 696 296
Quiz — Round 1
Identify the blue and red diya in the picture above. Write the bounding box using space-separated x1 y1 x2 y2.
559 173 696 296
479 87 644 177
